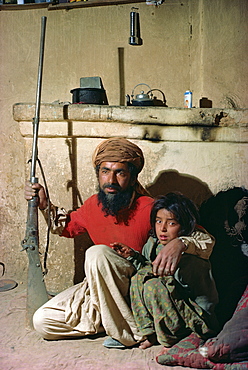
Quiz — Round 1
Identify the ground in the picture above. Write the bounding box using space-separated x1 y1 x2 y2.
0 282 194 370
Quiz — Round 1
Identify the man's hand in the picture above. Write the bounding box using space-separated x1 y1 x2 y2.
24 181 47 210
110 242 135 259
152 238 186 276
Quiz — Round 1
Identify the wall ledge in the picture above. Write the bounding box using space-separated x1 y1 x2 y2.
13 103 248 126
14 103 248 143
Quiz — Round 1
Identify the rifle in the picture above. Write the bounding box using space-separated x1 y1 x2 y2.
21 16 48 328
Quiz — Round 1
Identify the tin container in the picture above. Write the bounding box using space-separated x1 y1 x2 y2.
184 91 192 108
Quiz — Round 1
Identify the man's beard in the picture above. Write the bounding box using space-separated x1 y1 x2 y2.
97 184 134 217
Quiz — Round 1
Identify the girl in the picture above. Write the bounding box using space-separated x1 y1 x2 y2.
111 193 219 350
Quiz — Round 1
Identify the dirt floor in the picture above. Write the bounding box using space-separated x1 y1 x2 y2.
0 282 194 370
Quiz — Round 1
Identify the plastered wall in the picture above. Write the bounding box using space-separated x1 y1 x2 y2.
0 0 247 292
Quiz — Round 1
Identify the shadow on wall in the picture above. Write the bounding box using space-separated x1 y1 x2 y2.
146 169 213 208
73 233 93 285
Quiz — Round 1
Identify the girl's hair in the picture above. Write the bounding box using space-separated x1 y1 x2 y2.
150 192 200 237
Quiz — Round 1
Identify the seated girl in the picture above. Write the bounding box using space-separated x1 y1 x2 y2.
111 193 219 351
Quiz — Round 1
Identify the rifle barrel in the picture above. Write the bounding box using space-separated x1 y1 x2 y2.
30 16 47 182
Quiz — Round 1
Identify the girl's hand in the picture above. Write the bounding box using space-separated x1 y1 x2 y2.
110 242 135 259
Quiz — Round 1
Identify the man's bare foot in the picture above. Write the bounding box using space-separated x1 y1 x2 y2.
139 339 153 349
139 334 157 349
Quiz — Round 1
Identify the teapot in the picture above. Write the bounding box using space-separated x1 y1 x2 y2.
147 89 167 107
126 83 154 106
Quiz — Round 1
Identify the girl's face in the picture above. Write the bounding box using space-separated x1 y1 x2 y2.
155 208 181 246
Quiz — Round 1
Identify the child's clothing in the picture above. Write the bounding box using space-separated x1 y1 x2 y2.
130 229 219 347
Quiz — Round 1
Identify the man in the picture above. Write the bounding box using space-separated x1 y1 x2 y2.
25 137 215 348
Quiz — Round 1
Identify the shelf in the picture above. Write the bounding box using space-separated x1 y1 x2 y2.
48 0 145 11
14 103 248 143
0 1 48 10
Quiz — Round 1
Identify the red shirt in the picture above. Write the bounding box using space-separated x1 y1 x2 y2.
61 194 153 253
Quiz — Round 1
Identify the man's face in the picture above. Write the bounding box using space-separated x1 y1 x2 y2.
98 161 134 194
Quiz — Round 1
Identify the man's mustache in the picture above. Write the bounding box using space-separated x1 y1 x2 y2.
102 183 121 191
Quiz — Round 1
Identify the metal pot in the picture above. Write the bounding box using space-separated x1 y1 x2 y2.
70 88 108 105
126 83 154 106
147 89 167 107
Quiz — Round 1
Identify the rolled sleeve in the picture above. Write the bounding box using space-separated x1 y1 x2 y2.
179 227 215 259
41 203 68 235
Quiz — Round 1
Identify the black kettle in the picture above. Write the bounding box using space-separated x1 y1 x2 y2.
147 89 167 107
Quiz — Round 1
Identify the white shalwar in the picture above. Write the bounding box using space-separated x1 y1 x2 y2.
33 245 144 346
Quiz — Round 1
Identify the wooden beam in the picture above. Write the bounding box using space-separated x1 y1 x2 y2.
0 2 48 11
48 0 146 11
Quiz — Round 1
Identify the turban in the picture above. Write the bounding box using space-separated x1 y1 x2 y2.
92 138 150 197
92 137 144 173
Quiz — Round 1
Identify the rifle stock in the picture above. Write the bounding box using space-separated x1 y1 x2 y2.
21 16 48 328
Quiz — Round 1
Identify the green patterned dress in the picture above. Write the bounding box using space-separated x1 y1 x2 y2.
129 237 219 347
